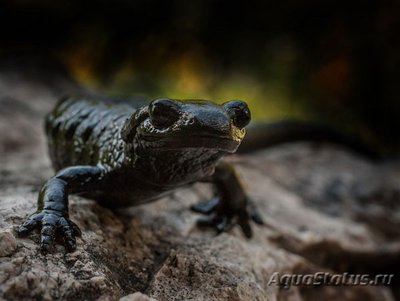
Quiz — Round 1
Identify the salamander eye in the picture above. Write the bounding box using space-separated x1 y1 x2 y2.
223 100 251 129
149 98 181 128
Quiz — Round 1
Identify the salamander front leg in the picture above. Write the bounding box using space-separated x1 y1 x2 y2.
191 161 264 237
18 165 105 253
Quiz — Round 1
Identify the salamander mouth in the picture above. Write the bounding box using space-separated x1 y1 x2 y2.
136 134 241 153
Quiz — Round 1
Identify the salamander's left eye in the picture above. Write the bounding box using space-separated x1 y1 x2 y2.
223 100 251 129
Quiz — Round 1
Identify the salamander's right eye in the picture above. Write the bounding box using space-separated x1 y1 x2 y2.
149 98 180 128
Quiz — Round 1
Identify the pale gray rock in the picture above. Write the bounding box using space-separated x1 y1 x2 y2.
120 292 158 301
0 230 17 257
0 64 398 300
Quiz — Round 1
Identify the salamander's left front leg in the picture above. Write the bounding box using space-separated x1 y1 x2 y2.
191 161 264 237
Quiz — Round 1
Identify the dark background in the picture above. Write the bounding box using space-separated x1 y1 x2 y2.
0 0 399 154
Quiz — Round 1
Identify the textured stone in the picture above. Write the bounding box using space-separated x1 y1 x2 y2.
0 230 17 257
120 292 158 301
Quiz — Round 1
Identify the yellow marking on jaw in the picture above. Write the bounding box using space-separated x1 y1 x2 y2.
230 124 246 142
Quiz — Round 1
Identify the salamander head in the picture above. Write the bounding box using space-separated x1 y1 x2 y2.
121 98 251 153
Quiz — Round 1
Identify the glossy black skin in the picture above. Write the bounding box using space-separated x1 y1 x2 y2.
18 96 263 253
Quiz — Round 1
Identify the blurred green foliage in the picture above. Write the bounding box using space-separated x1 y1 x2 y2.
0 0 399 153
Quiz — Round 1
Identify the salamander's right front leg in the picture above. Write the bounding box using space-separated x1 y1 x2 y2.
18 165 105 253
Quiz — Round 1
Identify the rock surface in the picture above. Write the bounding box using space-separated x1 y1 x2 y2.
0 63 399 300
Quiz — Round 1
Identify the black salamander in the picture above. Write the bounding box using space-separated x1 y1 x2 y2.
18 96 264 253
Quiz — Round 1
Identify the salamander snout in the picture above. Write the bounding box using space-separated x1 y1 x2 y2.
223 100 251 129
149 98 181 128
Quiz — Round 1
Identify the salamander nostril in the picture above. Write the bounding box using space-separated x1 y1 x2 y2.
149 98 180 128
223 100 251 129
